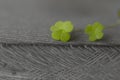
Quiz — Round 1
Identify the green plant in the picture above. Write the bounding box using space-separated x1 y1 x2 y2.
50 10 120 42
85 22 104 41
50 21 74 42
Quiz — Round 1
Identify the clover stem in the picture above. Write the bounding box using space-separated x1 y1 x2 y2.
105 19 120 29
73 19 120 33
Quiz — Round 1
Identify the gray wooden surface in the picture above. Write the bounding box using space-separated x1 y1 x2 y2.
0 0 120 80
0 0 120 44
1 44 120 80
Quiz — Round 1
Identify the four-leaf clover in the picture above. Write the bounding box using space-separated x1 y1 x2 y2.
50 21 74 42
85 22 104 41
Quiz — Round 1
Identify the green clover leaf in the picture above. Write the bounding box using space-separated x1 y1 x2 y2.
52 30 62 40
60 31 71 42
50 21 63 32
50 21 74 42
51 30 71 42
85 22 104 41
50 21 74 32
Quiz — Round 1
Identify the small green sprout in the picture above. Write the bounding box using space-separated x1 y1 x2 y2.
50 21 74 42
85 22 104 41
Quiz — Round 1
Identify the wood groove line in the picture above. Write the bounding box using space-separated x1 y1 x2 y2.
2 42 120 47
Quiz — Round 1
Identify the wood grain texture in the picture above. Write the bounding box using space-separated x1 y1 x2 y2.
0 0 120 80
0 44 120 80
